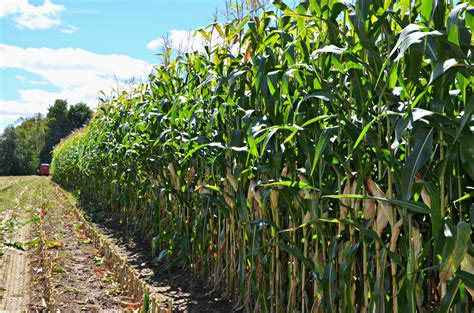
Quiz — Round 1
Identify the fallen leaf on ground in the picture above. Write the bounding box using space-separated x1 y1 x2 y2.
46 241 61 249
117 301 142 309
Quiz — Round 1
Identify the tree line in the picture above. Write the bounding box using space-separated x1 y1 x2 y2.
0 99 92 175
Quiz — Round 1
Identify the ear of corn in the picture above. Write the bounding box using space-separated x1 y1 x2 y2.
51 1 474 311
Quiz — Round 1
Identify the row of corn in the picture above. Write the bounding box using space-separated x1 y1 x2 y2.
52 1 473 312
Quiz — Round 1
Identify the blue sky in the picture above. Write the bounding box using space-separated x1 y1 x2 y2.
0 0 228 133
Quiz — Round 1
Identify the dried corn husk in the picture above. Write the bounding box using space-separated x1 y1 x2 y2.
303 211 312 225
226 170 238 192
298 173 311 199
413 222 422 261
307 191 318 200
350 177 361 216
415 173 431 208
365 177 392 234
168 162 180 190
247 180 256 204
375 207 389 236
390 219 404 252
223 180 235 208
186 166 195 189
254 185 262 209
270 189 279 210
196 178 209 194
363 199 376 220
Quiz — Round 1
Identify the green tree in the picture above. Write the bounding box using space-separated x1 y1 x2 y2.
15 114 46 172
0 115 46 175
67 102 93 132
0 126 20 175
41 100 69 163
0 99 91 175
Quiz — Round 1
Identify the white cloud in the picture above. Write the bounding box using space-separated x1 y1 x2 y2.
0 99 46 116
0 44 153 127
147 29 227 53
0 99 42 134
0 0 68 31
0 112 28 134
16 75 26 81
146 38 165 51
60 25 78 34
1 44 152 90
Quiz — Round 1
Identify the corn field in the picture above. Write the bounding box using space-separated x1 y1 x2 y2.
51 0 473 312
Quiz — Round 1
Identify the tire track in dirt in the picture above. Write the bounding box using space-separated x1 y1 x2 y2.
0 177 35 311
30 178 127 311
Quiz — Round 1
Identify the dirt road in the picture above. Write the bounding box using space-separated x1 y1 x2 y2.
0 177 127 311
0 177 34 311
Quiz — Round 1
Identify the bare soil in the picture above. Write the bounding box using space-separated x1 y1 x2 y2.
29 178 127 311
80 203 237 312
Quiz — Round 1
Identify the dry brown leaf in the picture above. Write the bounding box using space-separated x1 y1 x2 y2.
298 173 311 199
186 166 195 189
390 219 404 252
350 177 361 216
413 222 423 261
117 300 142 309
244 42 252 63
365 177 392 234
460 254 474 297
226 170 237 191
247 180 256 203
270 190 279 210
363 199 376 219
415 173 431 208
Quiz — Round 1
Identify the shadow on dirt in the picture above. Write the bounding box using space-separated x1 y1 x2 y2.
79 201 238 313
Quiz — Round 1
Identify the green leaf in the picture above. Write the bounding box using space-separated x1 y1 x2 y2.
276 242 313 270
283 116 335 145
456 270 474 291
311 127 337 175
299 92 335 104
420 0 436 22
453 96 474 145
261 180 319 191
389 24 442 62
440 222 472 283
423 182 443 243
459 130 474 180
301 115 336 128
267 70 280 95
352 118 376 150
439 278 462 313
323 194 430 214
401 127 434 200
453 192 474 204
447 3 468 48
5 241 26 251
429 59 467 85
313 45 345 55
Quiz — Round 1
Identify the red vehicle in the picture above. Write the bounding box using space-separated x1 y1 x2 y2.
39 163 50 176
